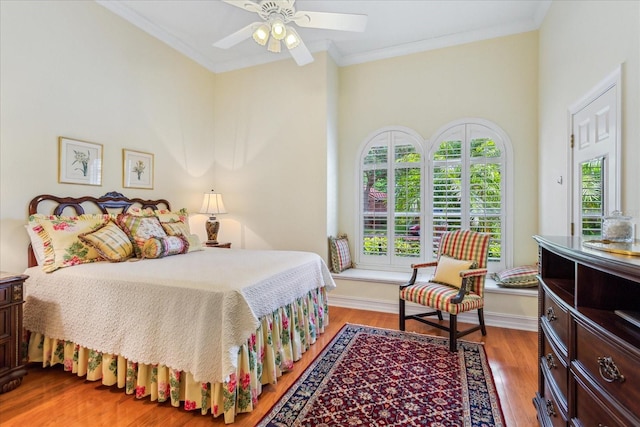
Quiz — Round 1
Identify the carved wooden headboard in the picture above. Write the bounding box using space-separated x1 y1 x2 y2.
27 191 171 267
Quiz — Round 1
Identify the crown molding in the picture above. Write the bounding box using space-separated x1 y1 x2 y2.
97 0 552 73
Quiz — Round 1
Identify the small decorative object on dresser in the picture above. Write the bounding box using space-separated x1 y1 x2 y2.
533 235 640 426
0 272 28 394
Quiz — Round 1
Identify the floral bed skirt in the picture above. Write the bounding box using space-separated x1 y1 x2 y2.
27 287 329 424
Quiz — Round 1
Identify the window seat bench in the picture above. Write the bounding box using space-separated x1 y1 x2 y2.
329 268 538 331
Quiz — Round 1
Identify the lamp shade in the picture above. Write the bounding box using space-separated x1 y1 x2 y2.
200 192 227 215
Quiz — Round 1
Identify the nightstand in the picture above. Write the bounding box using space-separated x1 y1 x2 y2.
206 242 231 248
0 272 28 394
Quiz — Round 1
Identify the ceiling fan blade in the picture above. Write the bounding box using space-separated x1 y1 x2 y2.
213 22 260 49
287 37 314 66
293 10 367 32
222 0 261 14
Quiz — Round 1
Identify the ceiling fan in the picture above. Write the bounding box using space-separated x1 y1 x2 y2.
213 0 367 66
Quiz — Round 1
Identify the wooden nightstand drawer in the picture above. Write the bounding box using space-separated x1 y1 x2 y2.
0 272 28 394
573 318 640 414
0 287 9 305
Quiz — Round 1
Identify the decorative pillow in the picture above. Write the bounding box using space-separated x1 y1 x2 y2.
185 234 204 252
432 255 477 289
29 214 111 273
141 235 189 259
329 235 352 273
25 222 46 265
161 221 190 236
117 214 167 258
79 221 134 262
125 206 156 217
493 265 539 288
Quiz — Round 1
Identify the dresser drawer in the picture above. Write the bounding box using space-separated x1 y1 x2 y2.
541 378 568 427
573 372 638 427
541 291 569 356
542 331 568 410
574 318 640 415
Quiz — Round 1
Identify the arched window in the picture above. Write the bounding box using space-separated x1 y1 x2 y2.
357 127 424 270
356 119 512 272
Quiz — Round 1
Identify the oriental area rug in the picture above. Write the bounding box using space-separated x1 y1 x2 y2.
257 324 504 427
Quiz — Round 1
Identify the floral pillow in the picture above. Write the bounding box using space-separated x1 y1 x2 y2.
117 214 167 258
29 214 111 272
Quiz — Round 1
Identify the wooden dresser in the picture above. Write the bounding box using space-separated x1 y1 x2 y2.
0 272 28 394
533 236 640 426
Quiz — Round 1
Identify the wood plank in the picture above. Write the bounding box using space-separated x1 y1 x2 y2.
0 306 538 426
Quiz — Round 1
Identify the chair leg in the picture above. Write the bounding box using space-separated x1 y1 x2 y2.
399 298 406 331
436 310 443 321
478 308 487 336
449 314 458 352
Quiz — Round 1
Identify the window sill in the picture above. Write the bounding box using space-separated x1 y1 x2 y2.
331 268 538 296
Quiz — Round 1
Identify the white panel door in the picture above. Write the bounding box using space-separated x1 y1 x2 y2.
570 70 621 237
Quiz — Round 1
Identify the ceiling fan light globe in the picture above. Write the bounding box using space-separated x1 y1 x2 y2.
284 27 300 49
252 24 270 46
267 37 281 53
271 19 286 40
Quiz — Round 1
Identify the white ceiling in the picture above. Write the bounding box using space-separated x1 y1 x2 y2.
96 0 551 73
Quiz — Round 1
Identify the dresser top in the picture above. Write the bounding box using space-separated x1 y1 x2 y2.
534 235 640 278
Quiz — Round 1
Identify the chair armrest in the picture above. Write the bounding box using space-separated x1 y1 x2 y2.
401 261 439 288
450 268 488 304
459 268 488 279
411 261 438 269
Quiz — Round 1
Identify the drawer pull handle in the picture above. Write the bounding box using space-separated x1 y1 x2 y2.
598 424 609 427
545 307 557 322
597 356 625 383
545 353 556 369
545 399 556 417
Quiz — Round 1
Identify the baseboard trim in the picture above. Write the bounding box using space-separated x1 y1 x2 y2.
328 294 538 332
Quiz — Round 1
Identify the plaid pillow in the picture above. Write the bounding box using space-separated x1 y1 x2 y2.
329 235 352 273
492 265 538 288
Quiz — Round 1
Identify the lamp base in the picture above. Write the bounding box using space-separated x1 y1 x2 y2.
205 217 220 245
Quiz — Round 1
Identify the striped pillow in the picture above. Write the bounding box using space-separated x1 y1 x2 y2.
493 265 538 288
79 221 134 262
329 235 352 273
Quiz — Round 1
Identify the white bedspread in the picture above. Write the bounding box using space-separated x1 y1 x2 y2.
23 248 336 383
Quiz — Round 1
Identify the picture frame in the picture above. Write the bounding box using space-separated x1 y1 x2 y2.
123 149 154 189
58 137 103 186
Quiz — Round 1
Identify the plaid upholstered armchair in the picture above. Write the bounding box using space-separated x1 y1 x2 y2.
399 229 491 352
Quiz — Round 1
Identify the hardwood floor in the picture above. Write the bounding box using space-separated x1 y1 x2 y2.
0 306 539 426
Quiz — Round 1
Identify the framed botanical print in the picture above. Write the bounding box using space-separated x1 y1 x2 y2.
58 137 103 186
123 149 154 189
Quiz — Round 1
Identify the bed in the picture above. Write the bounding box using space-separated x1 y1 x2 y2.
23 192 335 424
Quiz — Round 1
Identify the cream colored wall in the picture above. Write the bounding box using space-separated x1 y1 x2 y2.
538 1 640 235
333 32 539 321
0 1 216 273
338 31 540 267
210 52 333 257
